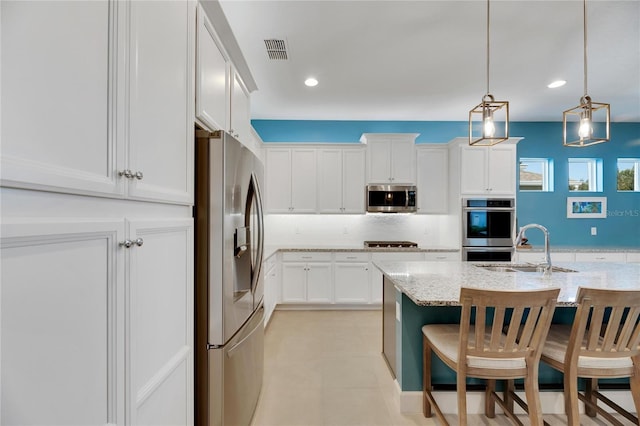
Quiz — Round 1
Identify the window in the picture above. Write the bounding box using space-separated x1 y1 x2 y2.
617 158 640 191
568 158 602 192
519 158 553 191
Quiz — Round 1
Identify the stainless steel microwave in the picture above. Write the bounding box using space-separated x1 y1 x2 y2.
366 184 417 213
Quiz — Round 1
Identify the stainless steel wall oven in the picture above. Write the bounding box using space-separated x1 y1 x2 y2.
462 198 515 261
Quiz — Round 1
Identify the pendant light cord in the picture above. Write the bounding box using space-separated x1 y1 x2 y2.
583 0 588 97
486 0 491 96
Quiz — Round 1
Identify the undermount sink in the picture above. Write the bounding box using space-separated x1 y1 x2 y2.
476 264 578 273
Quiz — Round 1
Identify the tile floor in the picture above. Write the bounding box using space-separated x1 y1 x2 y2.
250 310 632 426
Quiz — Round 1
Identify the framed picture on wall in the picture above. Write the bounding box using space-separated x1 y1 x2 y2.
566 197 607 218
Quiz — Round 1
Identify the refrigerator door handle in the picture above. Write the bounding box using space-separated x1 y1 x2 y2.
226 307 264 358
247 172 264 293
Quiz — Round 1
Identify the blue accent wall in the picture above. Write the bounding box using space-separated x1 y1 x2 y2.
513 122 640 248
253 119 640 247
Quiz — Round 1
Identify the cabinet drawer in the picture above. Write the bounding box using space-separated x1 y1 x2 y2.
626 252 640 263
575 252 626 262
371 252 424 262
281 252 332 262
334 252 369 262
424 252 459 261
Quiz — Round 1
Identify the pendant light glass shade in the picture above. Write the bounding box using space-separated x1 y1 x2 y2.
469 94 509 146
469 0 509 146
563 0 610 147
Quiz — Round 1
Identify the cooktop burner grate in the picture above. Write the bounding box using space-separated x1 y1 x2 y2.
364 240 418 248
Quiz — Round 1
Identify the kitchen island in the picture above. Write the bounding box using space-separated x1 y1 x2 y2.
376 260 640 413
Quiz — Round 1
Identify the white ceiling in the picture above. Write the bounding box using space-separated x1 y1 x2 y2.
218 0 640 123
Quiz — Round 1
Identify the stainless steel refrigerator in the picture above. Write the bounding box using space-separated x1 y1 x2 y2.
194 129 265 426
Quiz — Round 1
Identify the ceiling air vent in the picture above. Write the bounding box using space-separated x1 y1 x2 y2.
264 39 288 60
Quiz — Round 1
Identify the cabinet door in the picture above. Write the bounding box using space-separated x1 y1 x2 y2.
291 149 317 213
127 218 193 426
334 263 369 303
127 0 194 205
317 149 343 213
306 263 332 303
265 149 292 213
368 140 392 183
342 150 366 213
390 139 416 184
281 263 307 302
0 1 123 197
486 145 516 195
460 146 489 195
230 72 251 143
264 264 278 324
195 4 228 132
417 148 448 214
1 219 125 425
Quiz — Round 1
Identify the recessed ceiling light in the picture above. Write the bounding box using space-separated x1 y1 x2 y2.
547 80 567 89
304 77 318 87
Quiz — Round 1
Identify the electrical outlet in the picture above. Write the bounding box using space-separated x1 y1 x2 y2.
591 227 597 236
295 227 300 234
343 227 348 234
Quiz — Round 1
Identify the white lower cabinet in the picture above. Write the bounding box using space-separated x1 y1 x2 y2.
516 251 576 263
0 217 193 426
281 252 332 303
263 254 279 324
627 252 640 263
575 252 626 263
334 252 370 304
127 218 193 426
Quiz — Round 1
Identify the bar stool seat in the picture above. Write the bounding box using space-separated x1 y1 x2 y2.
540 287 640 426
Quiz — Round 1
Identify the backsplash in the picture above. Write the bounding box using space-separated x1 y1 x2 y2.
264 213 459 248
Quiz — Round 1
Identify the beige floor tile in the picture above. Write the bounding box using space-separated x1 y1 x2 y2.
322 388 393 425
251 310 636 426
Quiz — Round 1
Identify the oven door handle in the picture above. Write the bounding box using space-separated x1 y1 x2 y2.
463 207 515 212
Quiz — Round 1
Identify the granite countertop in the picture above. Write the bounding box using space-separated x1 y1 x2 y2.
263 245 460 261
375 260 640 307
517 246 640 253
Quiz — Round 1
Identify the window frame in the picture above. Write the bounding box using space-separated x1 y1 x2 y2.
519 158 553 192
617 158 640 192
568 158 603 192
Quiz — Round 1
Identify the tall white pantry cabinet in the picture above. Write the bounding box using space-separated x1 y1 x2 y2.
1 1 195 425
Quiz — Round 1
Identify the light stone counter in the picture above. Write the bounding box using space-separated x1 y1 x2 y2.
375 261 640 307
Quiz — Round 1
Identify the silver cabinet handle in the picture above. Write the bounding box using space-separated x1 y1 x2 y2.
119 238 143 248
119 170 143 180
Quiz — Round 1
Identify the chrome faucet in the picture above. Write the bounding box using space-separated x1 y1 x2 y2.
515 223 552 276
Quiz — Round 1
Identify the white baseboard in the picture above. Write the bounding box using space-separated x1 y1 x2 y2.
395 382 636 416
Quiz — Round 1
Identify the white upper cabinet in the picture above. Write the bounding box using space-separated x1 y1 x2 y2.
230 71 252 144
265 148 317 213
416 146 449 214
459 144 516 196
127 0 194 205
0 1 123 197
0 0 195 205
363 134 417 184
195 3 228 132
317 148 366 214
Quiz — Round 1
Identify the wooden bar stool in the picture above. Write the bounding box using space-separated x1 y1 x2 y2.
422 287 560 426
540 287 640 426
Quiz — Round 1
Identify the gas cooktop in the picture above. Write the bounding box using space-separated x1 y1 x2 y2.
364 241 418 248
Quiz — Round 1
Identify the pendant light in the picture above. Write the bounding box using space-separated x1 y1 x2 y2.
563 0 610 147
469 0 509 146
